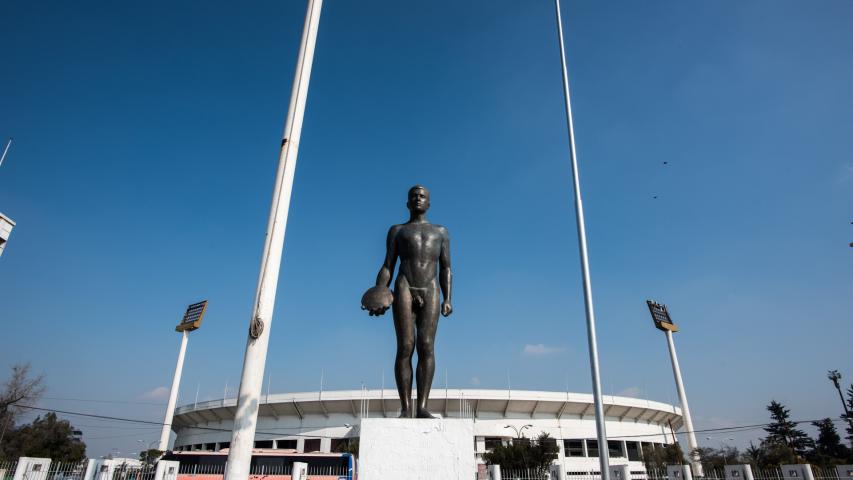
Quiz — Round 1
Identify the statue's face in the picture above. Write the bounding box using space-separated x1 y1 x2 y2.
407 187 430 213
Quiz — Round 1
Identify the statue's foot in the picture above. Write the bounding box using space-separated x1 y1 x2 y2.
416 409 435 419
398 409 411 418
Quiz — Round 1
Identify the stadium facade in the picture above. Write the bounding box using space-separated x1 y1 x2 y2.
172 389 682 473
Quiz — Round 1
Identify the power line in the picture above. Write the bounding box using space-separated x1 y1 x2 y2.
15 403 851 442
41 396 166 406
15 405 341 439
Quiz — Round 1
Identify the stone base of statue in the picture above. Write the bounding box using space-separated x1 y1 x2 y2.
358 417 475 480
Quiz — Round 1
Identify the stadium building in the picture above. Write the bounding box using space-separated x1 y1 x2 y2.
171 389 682 473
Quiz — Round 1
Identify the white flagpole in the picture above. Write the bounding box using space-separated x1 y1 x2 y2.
224 0 323 478
553 1 611 479
0 138 12 168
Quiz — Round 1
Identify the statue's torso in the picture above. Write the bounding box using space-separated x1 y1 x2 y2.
394 222 445 289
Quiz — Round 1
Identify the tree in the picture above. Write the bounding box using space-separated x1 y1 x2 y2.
0 412 86 462
845 385 853 447
743 442 765 467
757 440 798 468
333 438 359 456
741 439 799 469
0 363 46 446
483 433 559 475
694 446 741 472
642 443 685 473
764 400 813 459
807 418 850 466
139 449 164 465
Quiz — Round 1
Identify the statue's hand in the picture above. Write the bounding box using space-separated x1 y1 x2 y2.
441 301 452 317
366 305 390 316
362 286 393 317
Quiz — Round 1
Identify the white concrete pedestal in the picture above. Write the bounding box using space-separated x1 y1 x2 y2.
359 418 475 480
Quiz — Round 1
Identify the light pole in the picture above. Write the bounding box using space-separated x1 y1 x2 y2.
646 300 703 477
0 138 12 168
827 370 853 433
224 0 324 478
159 301 208 451
705 436 734 466
505 424 534 439
552 2 611 478
0 138 15 261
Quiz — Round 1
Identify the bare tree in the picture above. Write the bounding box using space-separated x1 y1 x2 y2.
0 363 46 447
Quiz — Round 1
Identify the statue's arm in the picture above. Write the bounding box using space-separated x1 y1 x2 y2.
375 225 399 287
439 227 453 316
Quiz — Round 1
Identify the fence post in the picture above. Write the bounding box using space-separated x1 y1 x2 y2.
13 458 51 480
550 463 565 480
667 465 693 480
835 465 853 480
292 462 308 480
781 465 814 480
611 464 631 480
155 461 179 480
725 465 755 480
488 465 502 480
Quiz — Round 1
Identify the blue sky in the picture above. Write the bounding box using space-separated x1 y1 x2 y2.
1 0 852 457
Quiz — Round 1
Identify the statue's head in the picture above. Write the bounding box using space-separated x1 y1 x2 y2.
407 185 430 214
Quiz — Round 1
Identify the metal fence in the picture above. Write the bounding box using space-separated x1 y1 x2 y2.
0 461 18 480
44 461 89 480
175 461 348 477
560 466 846 480
501 468 549 480
0 461 160 480
696 467 841 480
489 466 849 480
107 464 157 480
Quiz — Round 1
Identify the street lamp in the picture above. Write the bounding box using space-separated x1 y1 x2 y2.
705 437 734 465
505 424 533 438
646 300 703 477
160 301 209 451
827 370 853 433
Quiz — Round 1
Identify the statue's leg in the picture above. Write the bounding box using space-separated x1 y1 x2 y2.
393 283 415 418
415 286 440 418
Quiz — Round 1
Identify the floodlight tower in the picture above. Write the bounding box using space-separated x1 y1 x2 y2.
646 300 703 477
827 370 853 434
0 138 15 259
159 300 208 451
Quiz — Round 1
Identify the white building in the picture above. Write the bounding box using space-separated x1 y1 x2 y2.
172 389 682 473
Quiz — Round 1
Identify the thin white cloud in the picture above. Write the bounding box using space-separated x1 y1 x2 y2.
617 386 642 398
471 377 481 386
140 386 170 400
522 343 565 356
839 164 853 183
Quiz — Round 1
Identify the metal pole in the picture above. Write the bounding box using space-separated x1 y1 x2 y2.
836 385 853 435
0 138 11 168
552 1 610 478
829 373 853 437
665 330 703 476
224 0 323 478
159 330 189 450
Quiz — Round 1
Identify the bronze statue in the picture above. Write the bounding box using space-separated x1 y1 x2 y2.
362 185 453 418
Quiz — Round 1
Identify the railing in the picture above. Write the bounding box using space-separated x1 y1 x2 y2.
501 468 549 480
0 461 19 480
175 462 348 477
569 466 845 480
108 464 157 480
697 466 841 480
45 461 89 480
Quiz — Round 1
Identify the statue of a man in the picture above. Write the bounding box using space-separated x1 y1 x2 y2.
362 185 453 418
